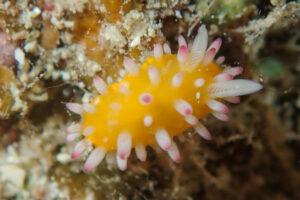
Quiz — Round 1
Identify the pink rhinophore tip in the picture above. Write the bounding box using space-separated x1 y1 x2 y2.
155 129 172 151
83 147 106 173
117 132 132 160
177 45 188 63
208 37 222 53
117 155 127 171
184 108 192 116
174 99 193 117
167 140 181 163
207 100 229 113
71 140 90 159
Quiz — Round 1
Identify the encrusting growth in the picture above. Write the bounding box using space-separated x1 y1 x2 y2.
66 25 263 172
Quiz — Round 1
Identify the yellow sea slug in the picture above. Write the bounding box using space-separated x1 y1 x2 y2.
66 25 263 172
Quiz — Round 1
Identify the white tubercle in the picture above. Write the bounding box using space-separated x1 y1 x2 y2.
123 57 139 76
83 147 106 172
82 103 96 114
83 126 95 136
216 56 225 64
117 132 132 160
224 96 240 104
154 44 163 59
177 45 188 63
116 154 127 171
196 92 201 99
189 25 208 68
174 99 193 116
212 112 230 122
172 73 183 88
163 43 171 54
207 79 263 98
65 133 80 143
214 73 233 82
178 35 187 47
66 103 83 115
119 85 130 94
194 78 205 87
148 66 160 85
155 129 172 151
207 99 228 113
194 122 211 140
144 115 153 127
139 93 153 105
66 123 81 134
93 75 108 94
110 102 122 110
224 67 243 76
135 143 147 161
202 47 216 66
71 139 91 159
184 115 199 125
167 140 181 163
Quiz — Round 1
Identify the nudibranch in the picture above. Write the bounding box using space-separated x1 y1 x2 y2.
65 25 262 172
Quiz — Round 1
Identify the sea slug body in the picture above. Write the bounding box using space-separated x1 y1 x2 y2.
66 25 263 172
